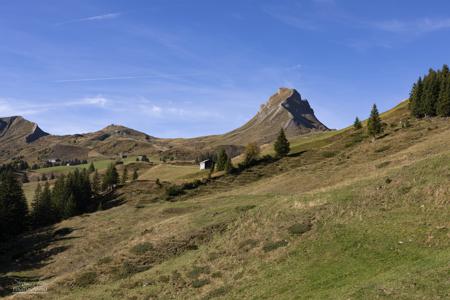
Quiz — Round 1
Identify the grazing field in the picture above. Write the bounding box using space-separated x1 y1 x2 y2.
2 100 450 299
138 163 208 183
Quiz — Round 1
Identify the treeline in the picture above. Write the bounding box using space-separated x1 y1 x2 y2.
0 162 127 241
410 64 450 118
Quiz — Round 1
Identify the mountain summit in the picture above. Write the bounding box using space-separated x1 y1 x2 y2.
222 88 328 144
0 116 48 144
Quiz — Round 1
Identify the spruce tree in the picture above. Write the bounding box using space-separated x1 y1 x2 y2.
0 170 29 239
121 167 128 185
215 149 228 171
51 174 67 220
437 65 450 117
274 128 290 157
102 163 119 190
132 169 139 181
353 117 362 130
22 172 29 183
88 162 95 173
224 157 233 174
244 142 260 165
367 104 383 137
92 170 101 194
31 182 54 228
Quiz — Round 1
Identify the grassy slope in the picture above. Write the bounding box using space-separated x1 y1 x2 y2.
3 100 450 299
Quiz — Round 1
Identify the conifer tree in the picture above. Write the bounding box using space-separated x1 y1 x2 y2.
353 117 362 130
224 157 233 174
132 169 139 181
51 174 67 220
244 142 260 165
437 65 450 117
31 182 54 228
274 128 290 157
22 172 29 183
215 149 228 171
88 162 95 173
102 163 119 190
367 104 383 137
121 167 128 185
0 170 29 239
92 170 101 194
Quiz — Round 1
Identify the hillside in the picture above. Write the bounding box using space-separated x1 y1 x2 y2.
1 100 449 299
0 116 49 161
0 88 327 164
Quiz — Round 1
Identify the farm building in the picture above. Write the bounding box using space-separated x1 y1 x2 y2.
199 159 213 170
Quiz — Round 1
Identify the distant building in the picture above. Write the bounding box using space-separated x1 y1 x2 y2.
136 155 149 162
199 159 213 170
118 152 128 159
47 158 61 164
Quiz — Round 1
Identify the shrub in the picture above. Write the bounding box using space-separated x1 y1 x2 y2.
235 205 256 213
322 151 337 158
74 271 97 287
192 279 210 288
187 266 210 279
263 240 288 252
165 185 184 198
288 223 312 235
130 242 154 255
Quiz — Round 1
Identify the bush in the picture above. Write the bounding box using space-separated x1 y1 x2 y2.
187 266 210 279
235 205 256 213
130 242 154 255
263 240 288 252
192 279 210 288
288 223 312 235
321 151 337 158
165 185 184 197
74 271 97 287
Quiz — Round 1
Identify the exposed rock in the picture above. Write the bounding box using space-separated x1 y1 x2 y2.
222 88 328 144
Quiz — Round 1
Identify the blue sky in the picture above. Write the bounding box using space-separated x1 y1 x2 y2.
1 0 450 137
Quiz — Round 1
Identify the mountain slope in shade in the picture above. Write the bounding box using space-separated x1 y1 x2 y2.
221 88 328 145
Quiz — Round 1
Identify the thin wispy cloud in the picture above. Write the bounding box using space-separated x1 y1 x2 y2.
263 6 318 31
372 18 450 34
57 12 122 25
54 72 203 83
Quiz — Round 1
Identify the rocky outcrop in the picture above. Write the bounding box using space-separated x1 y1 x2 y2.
221 88 328 144
0 116 49 144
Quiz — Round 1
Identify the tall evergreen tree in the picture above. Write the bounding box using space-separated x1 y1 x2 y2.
224 157 233 174
0 170 29 239
121 167 128 185
102 163 119 190
274 129 290 157
215 149 228 171
51 174 67 220
92 170 101 194
244 142 260 165
437 65 450 117
88 162 95 173
132 169 139 181
367 104 383 137
353 117 362 130
31 182 54 228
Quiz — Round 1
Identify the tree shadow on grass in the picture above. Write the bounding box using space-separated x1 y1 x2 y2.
0 225 77 297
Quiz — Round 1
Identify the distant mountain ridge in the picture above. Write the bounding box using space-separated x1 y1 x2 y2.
0 88 328 163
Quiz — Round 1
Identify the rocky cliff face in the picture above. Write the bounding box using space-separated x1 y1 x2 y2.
0 116 49 144
222 88 328 144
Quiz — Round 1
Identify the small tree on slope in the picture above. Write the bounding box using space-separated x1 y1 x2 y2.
367 104 383 137
274 128 290 157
